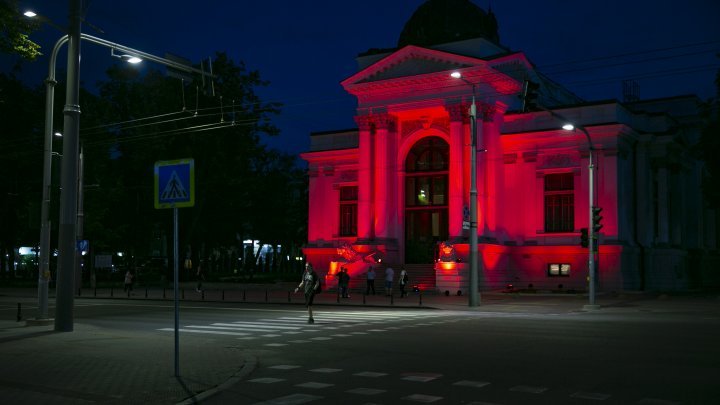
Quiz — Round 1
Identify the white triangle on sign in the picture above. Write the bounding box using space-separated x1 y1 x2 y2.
161 171 188 200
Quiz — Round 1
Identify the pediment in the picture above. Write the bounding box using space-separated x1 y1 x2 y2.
342 45 485 88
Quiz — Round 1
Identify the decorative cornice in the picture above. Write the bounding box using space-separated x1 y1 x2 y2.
373 113 398 132
480 103 496 123
354 115 372 131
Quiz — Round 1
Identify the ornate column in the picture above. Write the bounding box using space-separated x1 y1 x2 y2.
373 113 397 239
355 115 374 240
446 103 467 239
479 102 503 237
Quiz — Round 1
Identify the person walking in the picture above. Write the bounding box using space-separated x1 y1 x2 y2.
365 266 376 295
123 269 133 293
398 267 409 297
385 265 395 296
295 263 320 323
339 267 351 298
196 262 205 292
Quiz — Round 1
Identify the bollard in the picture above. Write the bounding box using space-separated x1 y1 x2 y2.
265 289 268 302
94 287 97 297
363 293 366 305
288 291 291 303
222 289 225 301
145 288 148 298
419 293 423 306
16 303 21 322
202 290 205 300
110 286 114 297
163 288 166 299
243 290 246 301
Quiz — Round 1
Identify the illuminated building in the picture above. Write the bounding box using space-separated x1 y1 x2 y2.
300 0 717 293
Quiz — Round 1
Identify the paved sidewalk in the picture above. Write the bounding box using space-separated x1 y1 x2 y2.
1 285 718 404
0 318 255 405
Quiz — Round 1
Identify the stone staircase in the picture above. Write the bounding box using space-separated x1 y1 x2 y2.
344 263 437 294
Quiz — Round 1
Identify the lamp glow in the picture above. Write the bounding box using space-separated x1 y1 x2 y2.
450 71 462 79
24 10 37 17
562 124 575 131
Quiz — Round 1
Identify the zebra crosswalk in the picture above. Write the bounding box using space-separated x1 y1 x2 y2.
157 310 444 340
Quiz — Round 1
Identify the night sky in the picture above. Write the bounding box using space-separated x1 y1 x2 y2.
7 0 720 155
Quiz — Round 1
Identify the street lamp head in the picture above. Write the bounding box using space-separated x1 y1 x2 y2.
123 55 143 64
111 48 143 64
450 71 462 79
23 10 37 18
562 124 575 131
54 132 62 137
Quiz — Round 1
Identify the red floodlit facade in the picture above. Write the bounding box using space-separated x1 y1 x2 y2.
301 2 718 293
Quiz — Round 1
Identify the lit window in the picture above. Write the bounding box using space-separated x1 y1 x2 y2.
548 263 570 277
339 186 357 236
544 173 574 233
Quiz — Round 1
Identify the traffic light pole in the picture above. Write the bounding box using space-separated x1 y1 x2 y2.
586 143 597 308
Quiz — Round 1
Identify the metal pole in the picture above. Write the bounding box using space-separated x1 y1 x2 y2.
76 144 84 292
38 30 209 325
173 207 180 377
468 90 479 307
55 0 82 332
585 136 597 308
37 36 68 320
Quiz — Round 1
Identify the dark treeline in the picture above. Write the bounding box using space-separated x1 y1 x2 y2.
0 51 308 284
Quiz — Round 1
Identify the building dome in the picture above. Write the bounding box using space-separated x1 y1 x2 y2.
397 0 500 48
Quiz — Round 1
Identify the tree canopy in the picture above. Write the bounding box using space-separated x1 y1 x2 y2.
0 0 41 60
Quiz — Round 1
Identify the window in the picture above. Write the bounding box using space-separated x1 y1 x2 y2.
544 173 574 232
405 137 449 207
339 186 357 236
548 263 570 277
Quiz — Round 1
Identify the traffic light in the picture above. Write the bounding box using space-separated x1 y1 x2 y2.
522 79 540 112
580 227 589 248
592 206 603 234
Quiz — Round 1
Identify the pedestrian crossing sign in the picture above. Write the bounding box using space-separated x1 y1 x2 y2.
154 159 195 209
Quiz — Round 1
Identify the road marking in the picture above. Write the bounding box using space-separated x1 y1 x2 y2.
310 368 342 373
253 393 323 405
248 377 285 383
269 365 301 370
571 391 611 400
402 373 443 382
331 334 352 337
453 380 491 388
186 325 278 333
228 322 302 330
354 371 387 378
402 393 443 403
295 382 334 389
310 337 332 341
510 385 547 394
288 340 311 344
264 343 288 347
346 387 386 395
158 328 249 336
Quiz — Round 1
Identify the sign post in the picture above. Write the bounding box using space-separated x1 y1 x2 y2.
154 159 194 377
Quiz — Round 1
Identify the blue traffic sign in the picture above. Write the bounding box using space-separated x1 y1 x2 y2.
154 159 195 209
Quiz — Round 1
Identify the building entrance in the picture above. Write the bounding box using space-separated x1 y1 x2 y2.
404 136 449 264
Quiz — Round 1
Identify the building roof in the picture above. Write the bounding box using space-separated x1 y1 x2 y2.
397 0 500 48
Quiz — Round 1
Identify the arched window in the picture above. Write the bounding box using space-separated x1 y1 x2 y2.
405 137 449 207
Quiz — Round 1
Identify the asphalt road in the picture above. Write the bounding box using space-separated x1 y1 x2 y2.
42 297 718 404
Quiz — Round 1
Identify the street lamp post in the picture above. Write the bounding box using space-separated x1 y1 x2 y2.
451 71 480 307
33 12 211 327
562 123 598 309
